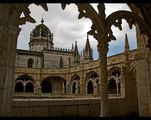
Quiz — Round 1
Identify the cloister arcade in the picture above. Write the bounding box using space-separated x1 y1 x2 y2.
14 67 122 96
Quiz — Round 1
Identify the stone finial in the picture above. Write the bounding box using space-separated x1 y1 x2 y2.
124 33 130 52
71 43 74 51
41 18 44 24
85 34 91 51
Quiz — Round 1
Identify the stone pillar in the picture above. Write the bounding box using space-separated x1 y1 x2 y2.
62 82 65 94
35 80 41 95
146 50 151 116
66 68 70 94
80 62 84 95
80 84 83 95
66 84 70 94
75 81 79 95
84 84 87 95
121 67 126 97
98 40 110 116
0 24 20 116
93 79 97 96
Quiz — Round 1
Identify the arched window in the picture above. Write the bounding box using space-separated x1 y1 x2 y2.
108 67 121 94
15 82 24 92
25 82 34 92
71 74 80 94
86 71 98 79
14 75 34 93
108 79 117 94
41 80 52 93
86 71 99 95
72 82 76 94
87 80 93 94
27 58 34 68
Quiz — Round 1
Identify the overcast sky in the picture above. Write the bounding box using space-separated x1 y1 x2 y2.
17 3 137 60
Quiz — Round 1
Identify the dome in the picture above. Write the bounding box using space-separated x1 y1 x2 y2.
32 18 52 38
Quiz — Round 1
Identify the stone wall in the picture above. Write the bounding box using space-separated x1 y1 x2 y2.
12 97 138 117
16 53 42 68
43 51 73 68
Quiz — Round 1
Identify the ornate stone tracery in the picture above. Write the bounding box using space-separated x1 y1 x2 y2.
15 75 34 93
108 67 121 95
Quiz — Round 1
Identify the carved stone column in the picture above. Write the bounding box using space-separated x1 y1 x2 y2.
80 62 84 95
93 79 97 96
35 80 41 95
98 40 110 116
66 84 70 94
0 24 20 116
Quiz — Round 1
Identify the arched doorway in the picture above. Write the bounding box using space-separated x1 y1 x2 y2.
41 80 52 93
41 76 66 94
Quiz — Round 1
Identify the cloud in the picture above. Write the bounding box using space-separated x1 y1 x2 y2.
108 22 137 56
17 3 137 60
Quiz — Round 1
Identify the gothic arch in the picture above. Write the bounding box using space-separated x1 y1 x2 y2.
71 74 80 81
86 78 94 94
14 74 34 93
71 74 80 94
108 67 121 94
85 71 99 95
86 71 99 79
41 76 66 94
14 81 24 92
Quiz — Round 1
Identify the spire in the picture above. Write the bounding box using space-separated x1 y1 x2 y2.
74 41 80 63
83 34 93 62
41 18 44 24
124 33 130 52
85 34 91 51
75 41 78 51
124 33 130 64
71 43 74 51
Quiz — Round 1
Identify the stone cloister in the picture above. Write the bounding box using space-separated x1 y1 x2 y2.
0 3 151 117
14 62 123 96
